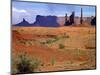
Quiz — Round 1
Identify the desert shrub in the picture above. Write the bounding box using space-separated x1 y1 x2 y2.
84 35 96 49
30 58 41 71
51 57 56 66
54 37 60 41
12 54 20 75
45 37 59 44
42 34 69 45
46 39 53 44
64 61 80 67
85 41 96 49
62 33 70 38
59 44 65 49
15 54 41 74
40 41 46 44
74 48 87 56
12 66 17 75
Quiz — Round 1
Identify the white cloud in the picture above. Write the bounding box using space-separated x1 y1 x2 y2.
12 7 30 15
13 7 25 13
12 7 33 24
12 7 17 12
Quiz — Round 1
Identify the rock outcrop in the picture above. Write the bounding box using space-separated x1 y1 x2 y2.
80 8 83 24
64 11 75 26
15 18 32 26
33 15 59 27
91 16 96 26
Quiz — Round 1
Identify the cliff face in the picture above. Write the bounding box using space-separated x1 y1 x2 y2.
33 15 60 27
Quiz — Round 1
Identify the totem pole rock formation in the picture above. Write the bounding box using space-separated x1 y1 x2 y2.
64 13 70 26
64 11 75 26
91 16 96 25
65 13 68 22
80 8 83 24
69 11 75 25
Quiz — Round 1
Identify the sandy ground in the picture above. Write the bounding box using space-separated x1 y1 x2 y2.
12 26 96 73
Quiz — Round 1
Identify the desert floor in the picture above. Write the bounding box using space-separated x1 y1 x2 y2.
12 26 96 74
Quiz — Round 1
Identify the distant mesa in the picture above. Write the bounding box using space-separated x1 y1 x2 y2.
15 15 60 27
33 15 59 27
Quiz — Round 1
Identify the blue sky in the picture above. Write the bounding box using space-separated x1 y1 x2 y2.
12 1 96 24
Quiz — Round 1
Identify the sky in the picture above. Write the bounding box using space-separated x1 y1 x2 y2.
12 1 96 24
